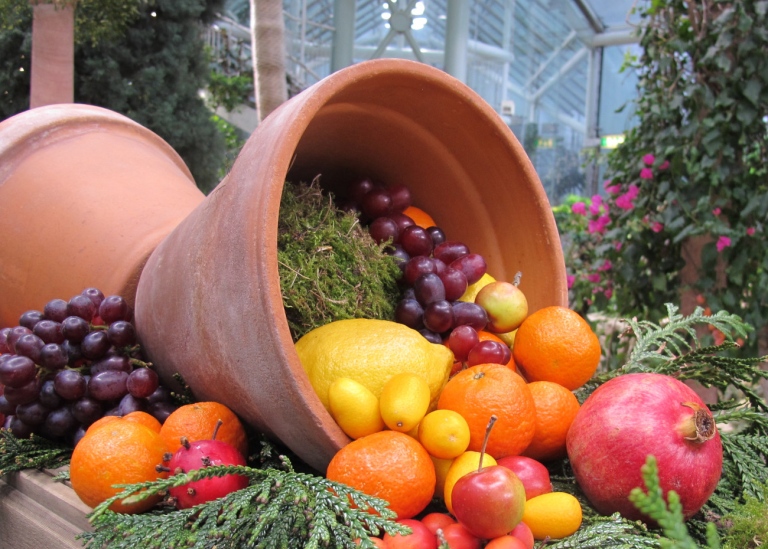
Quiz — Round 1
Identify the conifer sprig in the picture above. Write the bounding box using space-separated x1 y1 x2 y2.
0 428 71 475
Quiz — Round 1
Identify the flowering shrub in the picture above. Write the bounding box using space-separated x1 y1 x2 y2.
556 0 768 353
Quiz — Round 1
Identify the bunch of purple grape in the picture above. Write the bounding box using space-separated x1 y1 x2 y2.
0 288 176 445
342 178 511 369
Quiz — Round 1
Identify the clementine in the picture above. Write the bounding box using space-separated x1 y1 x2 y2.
512 306 601 390
86 410 161 437
326 430 435 519
522 381 580 462
70 418 169 513
402 206 437 229
159 401 248 458
437 364 535 459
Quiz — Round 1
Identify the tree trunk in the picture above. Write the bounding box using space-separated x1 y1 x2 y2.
250 0 287 121
30 0 75 108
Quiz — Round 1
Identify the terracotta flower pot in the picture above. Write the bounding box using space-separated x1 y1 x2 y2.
134 59 567 472
0 104 205 328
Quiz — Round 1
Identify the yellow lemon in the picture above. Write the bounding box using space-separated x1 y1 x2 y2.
443 450 497 513
522 492 583 539
431 455 453 499
379 372 431 432
418 409 471 459
458 272 496 303
328 377 385 439
296 319 453 411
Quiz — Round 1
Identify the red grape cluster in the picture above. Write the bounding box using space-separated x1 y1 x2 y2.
0 288 176 445
343 178 511 370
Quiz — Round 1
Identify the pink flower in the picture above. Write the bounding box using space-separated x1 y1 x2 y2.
626 185 640 199
614 241 623 251
605 184 621 195
643 154 655 165
571 202 587 215
640 167 654 180
588 215 611 234
712 207 721 216
603 179 613 189
598 259 613 271
567 275 576 289
587 273 601 284
615 193 635 211
659 160 670 170
589 195 603 216
747 227 756 236
604 288 613 299
716 236 731 252
651 222 664 233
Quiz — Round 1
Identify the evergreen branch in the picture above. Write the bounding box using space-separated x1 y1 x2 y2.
79 463 409 549
0 429 72 475
534 514 661 548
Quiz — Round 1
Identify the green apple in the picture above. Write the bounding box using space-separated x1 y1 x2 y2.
474 281 528 333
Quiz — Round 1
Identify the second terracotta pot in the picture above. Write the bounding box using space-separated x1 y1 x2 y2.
134 59 567 472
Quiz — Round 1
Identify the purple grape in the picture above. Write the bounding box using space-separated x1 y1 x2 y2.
385 244 410 272
33 320 65 344
403 256 437 286
81 330 111 360
399 225 433 257
390 212 415 235
146 385 172 405
0 393 16 415
0 327 11 353
43 298 69 322
62 340 84 366
467 340 509 366
418 329 443 345
81 287 105 310
148 401 177 423
67 294 97 321
19 310 44 330
423 300 454 333
98 295 131 324
427 226 446 246
89 355 132 376
432 257 447 276
433 241 470 264
44 406 78 438
54 369 87 400
361 187 393 219
38 379 63 409
447 325 480 362
452 302 489 331
7 415 33 438
118 393 148 415
413 273 446 306
0 355 37 388
439 268 469 301
126 367 159 399
14 333 45 363
107 320 137 348
450 253 487 285
15 401 49 426
4 379 41 406
6 326 32 353
88 370 129 401
349 177 376 204
39 343 69 371
72 425 88 447
61 315 91 343
388 184 412 212
394 299 425 330
368 217 399 245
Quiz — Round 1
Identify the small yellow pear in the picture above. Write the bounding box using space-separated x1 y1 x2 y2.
328 377 385 439
379 372 431 433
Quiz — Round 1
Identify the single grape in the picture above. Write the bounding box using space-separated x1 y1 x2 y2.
43 298 69 322
81 330 111 360
6 415 33 438
439 267 469 301
72 425 88 447
126 367 160 399
118 393 148 415
433 241 470 264
452 301 489 331
89 355 132 376
61 315 91 343
384 244 410 272
388 184 412 212
33 319 65 344
89 370 129 401
38 379 63 409
450 253 487 285
403 256 437 286
361 187 393 219
427 226 446 246
399 225 433 257
6 325 32 353
67 294 97 321
54 369 87 400
15 401 49 426
148 401 177 423
19 310 44 330
3 378 41 406
467 340 509 366
146 385 172 405
413 272 446 306
447 325 480 362
98 295 131 324
0 355 37 388
39 343 69 371
418 328 443 345
107 320 137 348
390 212 415 235
44 406 78 438
432 257 447 276
423 300 454 333
81 287 105 311
394 298 425 330
368 217 400 244
14 333 45 363
0 393 16 415
349 177 376 205
0 327 12 354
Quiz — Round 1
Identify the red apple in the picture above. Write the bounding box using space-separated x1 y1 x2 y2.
509 522 535 549
496 455 552 500
383 518 438 549
421 512 456 535
474 281 528 333
440 522 482 549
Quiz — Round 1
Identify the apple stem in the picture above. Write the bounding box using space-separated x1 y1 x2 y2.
212 419 224 441
478 415 498 472
513 271 522 286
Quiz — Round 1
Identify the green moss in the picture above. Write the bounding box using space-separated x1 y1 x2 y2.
277 179 402 341
722 483 768 549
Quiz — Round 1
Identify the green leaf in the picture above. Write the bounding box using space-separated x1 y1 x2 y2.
741 78 762 107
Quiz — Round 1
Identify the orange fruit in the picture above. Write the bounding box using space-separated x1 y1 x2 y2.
70 418 169 513
326 430 436 519
522 492 582 539
418 409 471 459
86 411 162 437
159 401 248 458
512 306 601 390
477 330 516 371
437 364 536 459
522 381 580 462
402 205 437 229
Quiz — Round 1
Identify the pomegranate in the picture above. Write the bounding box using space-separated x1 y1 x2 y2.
566 373 722 522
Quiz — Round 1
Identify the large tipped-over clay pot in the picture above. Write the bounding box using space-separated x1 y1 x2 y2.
135 59 567 472
0 104 205 328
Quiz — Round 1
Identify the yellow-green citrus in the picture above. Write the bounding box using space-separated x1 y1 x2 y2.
296 319 453 411
522 492 583 539
328 377 385 439
379 372 431 432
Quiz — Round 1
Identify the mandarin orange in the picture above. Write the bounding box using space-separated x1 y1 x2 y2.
402 206 437 229
159 401 248 457
522 381 580 462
